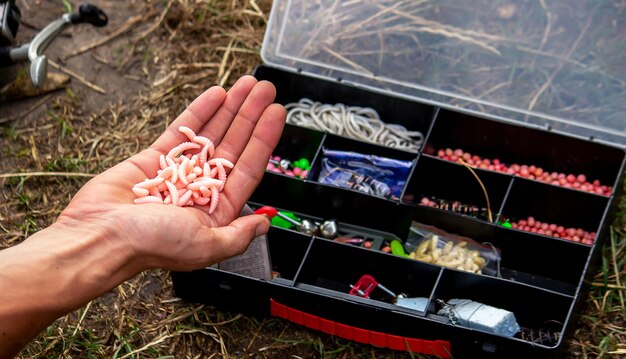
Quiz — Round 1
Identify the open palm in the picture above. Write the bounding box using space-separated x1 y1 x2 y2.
55 76 286 271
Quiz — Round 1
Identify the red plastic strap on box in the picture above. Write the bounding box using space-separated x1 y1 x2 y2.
270 298 452 358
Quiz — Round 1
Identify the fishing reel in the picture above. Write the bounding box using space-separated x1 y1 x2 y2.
0 1 108 87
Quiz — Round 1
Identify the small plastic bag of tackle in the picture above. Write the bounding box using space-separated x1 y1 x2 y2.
404 222 501 276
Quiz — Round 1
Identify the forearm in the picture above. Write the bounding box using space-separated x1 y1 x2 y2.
0 221 139 358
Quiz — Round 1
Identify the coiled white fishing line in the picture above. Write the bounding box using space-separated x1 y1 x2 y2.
285 98 424 153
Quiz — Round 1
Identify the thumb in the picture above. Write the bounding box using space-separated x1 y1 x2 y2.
209 214 271 260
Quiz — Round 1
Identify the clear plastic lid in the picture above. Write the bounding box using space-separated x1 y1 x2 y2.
262 0 626 147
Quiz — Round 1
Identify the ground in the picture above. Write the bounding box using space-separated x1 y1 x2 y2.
0 1 624 358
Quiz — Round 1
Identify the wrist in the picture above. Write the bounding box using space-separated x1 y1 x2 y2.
0 212 142 357
24 217 142 311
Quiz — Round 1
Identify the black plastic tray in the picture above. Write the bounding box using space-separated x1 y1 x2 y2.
172 65 626 358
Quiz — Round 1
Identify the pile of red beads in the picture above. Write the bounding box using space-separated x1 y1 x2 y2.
434 148 612 196
509 216 595 245
266 155 310 179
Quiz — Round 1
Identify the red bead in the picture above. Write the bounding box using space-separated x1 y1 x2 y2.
445 148 453 156
437 150 445 158
527 217 536 227
577 174 586 183
566 174 576 183
534 168 543 177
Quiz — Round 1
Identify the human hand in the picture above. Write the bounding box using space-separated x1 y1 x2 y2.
55 76 286 271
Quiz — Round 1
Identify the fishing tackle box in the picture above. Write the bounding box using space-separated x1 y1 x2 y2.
172 1 626 357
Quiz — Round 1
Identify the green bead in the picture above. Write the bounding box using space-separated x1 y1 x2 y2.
500 221 512 229
296 158 310 170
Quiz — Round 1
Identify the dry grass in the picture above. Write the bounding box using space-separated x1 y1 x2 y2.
0 0 624 358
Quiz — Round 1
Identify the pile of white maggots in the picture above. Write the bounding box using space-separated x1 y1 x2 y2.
285 98 424 153
131 126 233 214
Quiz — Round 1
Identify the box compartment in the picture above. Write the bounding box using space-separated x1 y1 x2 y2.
431 269 575 335
402 155 512 221
500 177 610 242
294 238 441 314
255 65 437 145
425 110 624 193
267 124 324 179
267 227 313 282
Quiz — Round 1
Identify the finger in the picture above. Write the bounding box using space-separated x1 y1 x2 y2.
222 103 286 209
212 81 277 164
196 75 259 145
150 86 227 154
